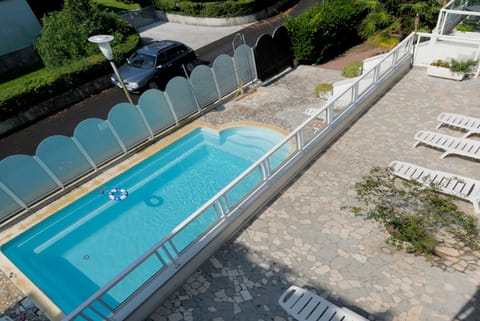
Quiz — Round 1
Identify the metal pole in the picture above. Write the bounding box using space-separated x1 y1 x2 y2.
109 60 134 105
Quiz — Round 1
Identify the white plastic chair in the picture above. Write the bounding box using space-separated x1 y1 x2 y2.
437 112 480 138
278 285 369 321
414 130 480 161
389 160 480 214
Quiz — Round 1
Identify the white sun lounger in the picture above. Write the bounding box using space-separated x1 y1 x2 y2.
414 130 480 161
437 112 480 138
278 285 369 321
389 161 480 214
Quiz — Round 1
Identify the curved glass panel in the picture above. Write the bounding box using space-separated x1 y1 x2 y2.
189 66 219 108
212 54 238 97
74 118 124 167
0 187 22 222
165 77 198 121
36 135 93 185
0 155 59 205
108 103 150 149
234 45 256 85
138 89 176 134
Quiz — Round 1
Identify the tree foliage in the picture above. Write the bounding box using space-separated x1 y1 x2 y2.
35 0 137 68
284 0 367 64
358 0 441 47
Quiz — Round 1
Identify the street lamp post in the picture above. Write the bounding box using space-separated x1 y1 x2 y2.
88 34 134 105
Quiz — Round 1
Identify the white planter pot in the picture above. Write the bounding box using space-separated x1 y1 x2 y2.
427 65 465 81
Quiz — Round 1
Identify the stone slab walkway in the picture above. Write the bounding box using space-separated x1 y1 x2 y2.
1 65 480 321
150 66 480 321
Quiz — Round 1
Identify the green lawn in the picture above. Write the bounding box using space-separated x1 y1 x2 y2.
91 0 141 12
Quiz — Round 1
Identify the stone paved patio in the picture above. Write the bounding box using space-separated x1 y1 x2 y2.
1 65 479 321
149 66 480 321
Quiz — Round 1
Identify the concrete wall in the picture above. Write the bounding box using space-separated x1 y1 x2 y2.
119 5 158 29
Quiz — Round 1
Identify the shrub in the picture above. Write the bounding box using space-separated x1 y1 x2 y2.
430 59 477 73
456 23 474 32
314 83 333 98
284 0 367 64
35 0 137 68
430 59 450 68
449 59 477 73
152 0 295 17
345 167 480 255
342 61 363 78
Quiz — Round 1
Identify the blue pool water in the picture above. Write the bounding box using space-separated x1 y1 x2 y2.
2 126 286 315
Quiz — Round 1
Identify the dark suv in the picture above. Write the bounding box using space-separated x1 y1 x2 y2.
111 40 197 93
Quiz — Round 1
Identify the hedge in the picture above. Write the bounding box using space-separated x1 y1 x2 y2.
152 0 294 17
284 0 367 64
0 34 140 118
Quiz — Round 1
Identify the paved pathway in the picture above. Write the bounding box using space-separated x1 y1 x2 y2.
149 66 480 321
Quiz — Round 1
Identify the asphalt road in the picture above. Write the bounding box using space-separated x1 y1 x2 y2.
0 0 321 159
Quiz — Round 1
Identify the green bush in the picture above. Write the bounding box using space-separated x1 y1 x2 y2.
284 0 367 64
0 34 140 117
92 0 143 12
430 59 450 68
342 61 363 78
152 0 295 17
36 0 137 68
449 59 477 73
456 23 474 32
430 59 477 73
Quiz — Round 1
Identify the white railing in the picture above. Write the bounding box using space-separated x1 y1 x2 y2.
434 0 480 35
413 32 480 77
64 32 414 321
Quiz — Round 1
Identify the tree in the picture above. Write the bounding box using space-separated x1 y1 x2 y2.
358 0 441 48
35 0 136 68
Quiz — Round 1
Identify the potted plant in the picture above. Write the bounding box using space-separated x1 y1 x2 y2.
456 23 474 32
427 59 477 81
314 82 333 99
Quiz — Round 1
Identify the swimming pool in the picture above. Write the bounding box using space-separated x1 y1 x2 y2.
2 125 287 316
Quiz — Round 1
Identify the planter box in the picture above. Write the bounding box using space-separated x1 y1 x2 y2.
427 65 465 81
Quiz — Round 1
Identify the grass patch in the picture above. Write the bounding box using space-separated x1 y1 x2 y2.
345 166 480 256
92 0 141 12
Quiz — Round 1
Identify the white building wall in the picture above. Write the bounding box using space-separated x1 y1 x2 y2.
0 0 41 56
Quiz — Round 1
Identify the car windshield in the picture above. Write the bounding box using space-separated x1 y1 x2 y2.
127 53 156 69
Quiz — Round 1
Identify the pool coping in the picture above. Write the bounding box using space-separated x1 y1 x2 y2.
0 120 289 321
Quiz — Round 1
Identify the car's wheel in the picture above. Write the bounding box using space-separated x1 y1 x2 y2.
148 81 159 90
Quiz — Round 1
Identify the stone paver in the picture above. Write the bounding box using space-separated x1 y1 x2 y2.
150 66 480 321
